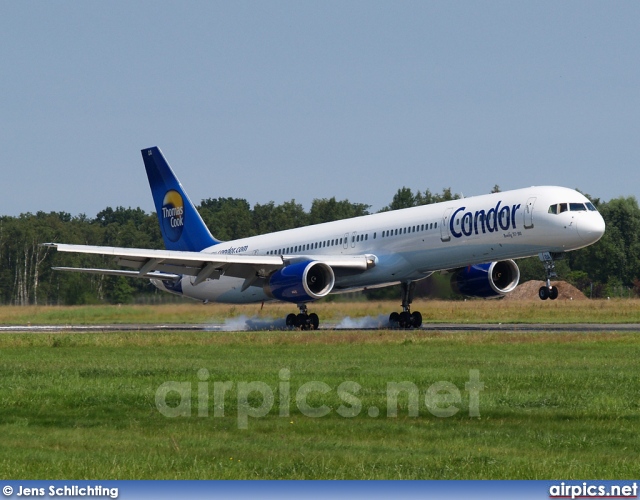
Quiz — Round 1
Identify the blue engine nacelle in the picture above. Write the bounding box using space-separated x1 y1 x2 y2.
265 260 335 303
451 260 520 298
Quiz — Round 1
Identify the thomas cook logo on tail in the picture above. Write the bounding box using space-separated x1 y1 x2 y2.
162 190 185 242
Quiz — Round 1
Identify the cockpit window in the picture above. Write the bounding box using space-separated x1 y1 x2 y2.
549 202 590 214
586 202 597 211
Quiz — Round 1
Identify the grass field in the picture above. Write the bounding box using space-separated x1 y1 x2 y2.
1 325 639 479
2 298 640 325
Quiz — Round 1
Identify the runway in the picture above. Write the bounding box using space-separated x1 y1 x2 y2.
1 323 640 333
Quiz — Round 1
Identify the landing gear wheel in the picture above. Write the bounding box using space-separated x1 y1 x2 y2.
297 313 309 330
285 304 319 331
389 312 400 327
539 286 549 300
410 311 423 328
399 311 411 329
538 252 564 301
309 313 319 330
389 281 423 329
286 313 297 328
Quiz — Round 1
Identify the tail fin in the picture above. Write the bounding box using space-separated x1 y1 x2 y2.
142 147 219 251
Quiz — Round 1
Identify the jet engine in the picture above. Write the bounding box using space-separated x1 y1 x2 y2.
265 260 335 303
450 260 520 298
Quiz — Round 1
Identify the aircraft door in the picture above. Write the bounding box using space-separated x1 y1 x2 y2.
440 208 453 242
351 231 357 248
524 197 536 229
343 233 349 249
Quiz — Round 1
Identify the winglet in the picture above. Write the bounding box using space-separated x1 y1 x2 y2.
142 147 219 251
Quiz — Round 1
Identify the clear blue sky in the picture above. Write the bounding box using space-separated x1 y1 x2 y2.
2 1 639 217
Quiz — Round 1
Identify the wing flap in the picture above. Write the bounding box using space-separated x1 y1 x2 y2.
52 267 181 281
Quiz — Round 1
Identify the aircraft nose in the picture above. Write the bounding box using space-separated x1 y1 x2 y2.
577 213 606 243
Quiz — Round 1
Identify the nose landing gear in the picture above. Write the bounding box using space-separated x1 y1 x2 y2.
538 252 560 300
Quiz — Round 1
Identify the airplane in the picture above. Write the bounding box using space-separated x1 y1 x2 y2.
45 147 606 329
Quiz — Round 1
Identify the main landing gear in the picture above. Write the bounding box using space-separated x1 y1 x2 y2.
538 252 560 300
389 281 423 329
286 303 319 330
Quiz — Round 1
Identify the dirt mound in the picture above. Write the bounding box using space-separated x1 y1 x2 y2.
504 280 588 301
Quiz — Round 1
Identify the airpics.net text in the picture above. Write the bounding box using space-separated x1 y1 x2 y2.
155 369 484 429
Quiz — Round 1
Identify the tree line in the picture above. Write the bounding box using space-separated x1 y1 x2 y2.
1 188 638 305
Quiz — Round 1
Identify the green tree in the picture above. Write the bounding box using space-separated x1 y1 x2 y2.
198 198 254 240
569 196 640 290
309 197 370 225
421 187 460 205
252 200 308 234
106 276 135 304
386 187 417 211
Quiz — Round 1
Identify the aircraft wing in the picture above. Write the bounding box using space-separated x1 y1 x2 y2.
44 243 376 286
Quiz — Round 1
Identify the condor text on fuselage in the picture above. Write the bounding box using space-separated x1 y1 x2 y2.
450 201 522 238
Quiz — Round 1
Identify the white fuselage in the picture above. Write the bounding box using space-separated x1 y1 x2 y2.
154 186 605 303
